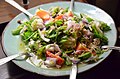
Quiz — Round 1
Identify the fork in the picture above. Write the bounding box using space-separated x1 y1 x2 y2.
5 0 33 18
102 46 120 51
0 53 31 66
69 57 80 79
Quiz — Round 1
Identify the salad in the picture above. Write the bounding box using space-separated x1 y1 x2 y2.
12 6 111 68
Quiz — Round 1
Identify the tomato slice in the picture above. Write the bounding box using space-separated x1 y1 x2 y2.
36 10 50 20
76 43 89 51
55 14 63 20
46 51 64 65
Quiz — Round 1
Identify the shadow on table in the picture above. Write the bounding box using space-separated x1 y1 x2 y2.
0 22 8 35
6 62 69 79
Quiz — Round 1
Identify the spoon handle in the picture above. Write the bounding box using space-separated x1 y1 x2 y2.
0 53 22 66
70 64 77 79
102 46 120 51
69 0 74 11
5 0 33 17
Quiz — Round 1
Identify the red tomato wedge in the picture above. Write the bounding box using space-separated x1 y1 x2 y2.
46 51 64 65
36 10 50 20
91 51 96 56
55 14 63 20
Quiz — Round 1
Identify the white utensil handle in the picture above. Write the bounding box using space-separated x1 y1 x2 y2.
102 46 120 51
5 0 33 17
69 0 74 11
0 53 21 66
70 64 77 79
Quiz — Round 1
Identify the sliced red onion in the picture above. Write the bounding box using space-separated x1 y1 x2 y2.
94 21 103 34
67 20 76 30
54 43 62 53
74 50 83 55
44 20 51 25
44 17 54 25
63 14 68 19
44 57 57 67
69 57 80 64
28 39 35 46
28 53 44 67
83 29 92 36
73 23 80 31
38 29 50 42
56 65 62 69
93 38 100 45
83 35 89 39
37 23 45 28
85 56 97 62
20 25 27 34
82 19 89 24
46 43 62 55
87 30 92 36
46 46 54 52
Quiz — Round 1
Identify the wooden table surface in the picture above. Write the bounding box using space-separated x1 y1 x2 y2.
0 0 120 25
0 0 88 24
